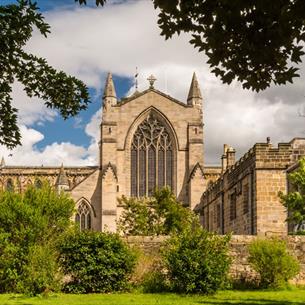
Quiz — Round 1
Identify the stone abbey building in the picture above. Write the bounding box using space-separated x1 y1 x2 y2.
0 73 304 235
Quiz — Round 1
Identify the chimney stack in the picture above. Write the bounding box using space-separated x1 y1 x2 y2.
226 146 236 168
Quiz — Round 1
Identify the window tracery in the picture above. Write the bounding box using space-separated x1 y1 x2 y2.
75 200 92 230
131 113 174 197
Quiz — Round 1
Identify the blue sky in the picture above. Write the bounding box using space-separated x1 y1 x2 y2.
1 0 305 166
34 75 132 150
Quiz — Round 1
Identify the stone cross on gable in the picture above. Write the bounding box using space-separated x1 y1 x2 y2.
147 74 157 89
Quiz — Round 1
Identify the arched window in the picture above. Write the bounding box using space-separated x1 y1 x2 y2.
35 179 43 189
6 178 14 192
75 201 92 230
131 113 174 197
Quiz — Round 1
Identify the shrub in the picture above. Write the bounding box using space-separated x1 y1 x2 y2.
58 230 137 293
141 269 169 293
248 238 300 288
0 183 74 294
162 226 231 294
17 244 61 295
118 187 195 235
129 249 169 293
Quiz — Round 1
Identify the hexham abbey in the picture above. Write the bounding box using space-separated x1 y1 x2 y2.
0 73 305 235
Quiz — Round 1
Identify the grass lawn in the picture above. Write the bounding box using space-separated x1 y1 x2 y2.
0 289 305 305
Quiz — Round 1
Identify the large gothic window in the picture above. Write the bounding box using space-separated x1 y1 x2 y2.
131 114 174 197
75 201 92 230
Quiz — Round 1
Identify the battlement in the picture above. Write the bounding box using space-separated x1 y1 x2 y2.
202 140 296 205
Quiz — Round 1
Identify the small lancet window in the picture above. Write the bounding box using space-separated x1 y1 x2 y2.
6 178 14 192
75 201 92 230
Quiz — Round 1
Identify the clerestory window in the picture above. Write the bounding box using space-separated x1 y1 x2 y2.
131 114 174 197
75 201 92 230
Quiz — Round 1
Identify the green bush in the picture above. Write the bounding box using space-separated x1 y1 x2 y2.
0 183 74 294
58 230 137 293
248 238 300 288
162 226 231 294
141 269 169 293
17 244 61 295
118 187 195 236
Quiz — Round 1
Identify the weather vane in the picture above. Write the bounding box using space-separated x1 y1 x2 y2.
147 74 156 89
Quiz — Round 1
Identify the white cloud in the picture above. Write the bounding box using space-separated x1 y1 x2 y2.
11 82 56 126
0 125 93 166
1 0 305 166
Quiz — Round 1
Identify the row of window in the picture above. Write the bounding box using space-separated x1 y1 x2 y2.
205 183 251 230
0 178 43 192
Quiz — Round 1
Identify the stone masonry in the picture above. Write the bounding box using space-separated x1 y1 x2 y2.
125 235 305 285
197 138 305 235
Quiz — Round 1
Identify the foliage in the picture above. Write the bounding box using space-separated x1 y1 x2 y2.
78 0 305 91
141 269 169 293
162 226 231 294
58 230 137 293
118 196 156 235
117 187 195 236
0 183 75 294
0 0 90 148
17 244 61 295
248 238 300 289
129 248 169 293
279 157 305 233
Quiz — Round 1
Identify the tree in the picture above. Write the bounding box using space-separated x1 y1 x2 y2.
1 0 90 149
0 182 75 294
117 187 195 236
78 0 305 92
279 157 305 233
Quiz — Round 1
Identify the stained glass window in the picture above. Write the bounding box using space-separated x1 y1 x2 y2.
131 114 174 197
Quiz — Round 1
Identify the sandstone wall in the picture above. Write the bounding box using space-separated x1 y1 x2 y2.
125 235 305 285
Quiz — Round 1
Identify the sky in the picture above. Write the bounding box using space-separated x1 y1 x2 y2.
1 0 305 166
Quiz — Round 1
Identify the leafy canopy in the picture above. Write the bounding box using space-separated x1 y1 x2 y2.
78 0 305 92
279 157 305 233
117 187 195 236
0 0 90 148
